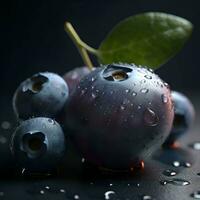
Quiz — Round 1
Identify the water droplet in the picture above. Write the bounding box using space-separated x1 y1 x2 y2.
164 82 170 88
144 108 159 126
172 161 180 167
160 178 190 186
148 68 154 72
184 162 192 168
161 94 168 103
142 195 152 200
144 75 152 79
125 89 130 93
92 93 97 99
138 105 141 110
1 121 11 130
40 190 45 195
136 183 140 187
120 105 125 110
74 194 80 199
190 142 200 150
60 189 66 193
45 186 50 190
104 191 115 200
81 90 85 95
48 119 55 124
81 158 85 163
140 88 149 94
132 92 137 97
109 183 113 186
91 77 95 82
127 183 130 186
191 191 200 199
163 169 177 176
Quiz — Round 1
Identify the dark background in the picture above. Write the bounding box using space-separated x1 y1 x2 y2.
1 0 199 98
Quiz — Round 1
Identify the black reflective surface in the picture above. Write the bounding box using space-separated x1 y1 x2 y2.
0 94 199 200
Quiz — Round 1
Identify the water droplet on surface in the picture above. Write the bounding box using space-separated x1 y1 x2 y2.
45 186 50 190
163 169 177 176
172 161 180 167
81 158 85 163
109 183 113 186
1 121 11 130
91 93 97 99
40 190 45 195
144 108 159 126
190 142 200 150
161 94 168 103
142 195 152 199
132 92 137 97
160 178 190 186
144 75 152 79
48 119 55 124
125 89 130 93
191 191 200 199
120 105 125 110
74 194 80 199
184 162 192 168
140 88 149 94
164 82 170 88
104 191 115 200
60 189 66 193
91 77 95 82
137 105 141 110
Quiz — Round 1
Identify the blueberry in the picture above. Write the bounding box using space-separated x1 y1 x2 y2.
64 63 174 170
163 91 195 147
10 117 66 171
13 72 69 120
63 66 93 95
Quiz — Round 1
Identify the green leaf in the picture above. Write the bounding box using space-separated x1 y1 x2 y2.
98 12 193 69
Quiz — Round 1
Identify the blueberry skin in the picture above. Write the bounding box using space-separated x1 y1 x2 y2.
64 64 174 170
10 117 66 171
13 72 69 120
63 66 93 95
164 91 195 146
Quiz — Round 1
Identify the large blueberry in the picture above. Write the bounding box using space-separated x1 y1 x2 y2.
64 63 174 170
163 91 195 147
13 72 69 120
10 117 66 171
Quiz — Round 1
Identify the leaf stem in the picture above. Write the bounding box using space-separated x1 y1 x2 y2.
64 22 98 70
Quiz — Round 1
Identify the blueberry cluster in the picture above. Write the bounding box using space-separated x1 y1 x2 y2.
10 64 195 173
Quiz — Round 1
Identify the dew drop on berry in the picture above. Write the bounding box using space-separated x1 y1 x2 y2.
161 94 168 103
132 92 137 97
172 161 180 167
163 169 177 176
125 89 130 93
190 142 200 150
144 108 159 126
140 88 149 94
144 75 152 79
191 191 200 199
